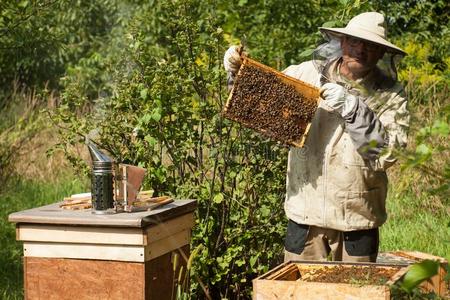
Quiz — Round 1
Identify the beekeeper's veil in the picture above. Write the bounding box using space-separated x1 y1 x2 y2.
312 12 406 86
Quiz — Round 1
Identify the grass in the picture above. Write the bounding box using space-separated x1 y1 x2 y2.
380 189 450 262
0 175 88 299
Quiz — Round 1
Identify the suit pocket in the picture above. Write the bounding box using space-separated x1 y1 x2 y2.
284 220 310 254
343 189 387 227
344 228 379 256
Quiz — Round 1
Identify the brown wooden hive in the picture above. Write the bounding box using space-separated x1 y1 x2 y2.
223 57 320 147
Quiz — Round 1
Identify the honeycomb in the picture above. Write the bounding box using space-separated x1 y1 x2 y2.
223 60 318 147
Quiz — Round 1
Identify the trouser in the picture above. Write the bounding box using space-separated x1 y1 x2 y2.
283 219 379 263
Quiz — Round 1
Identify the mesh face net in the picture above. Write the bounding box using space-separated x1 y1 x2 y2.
312 33 403 87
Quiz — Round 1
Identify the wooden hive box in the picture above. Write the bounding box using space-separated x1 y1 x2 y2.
223 57 320 147
253 251 448 300
9 199 197 300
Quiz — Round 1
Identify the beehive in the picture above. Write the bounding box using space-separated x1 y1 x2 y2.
223 57 320 147
253 251 448 300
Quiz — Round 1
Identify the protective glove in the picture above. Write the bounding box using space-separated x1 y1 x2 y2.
320 82 358 117
223 45 244 74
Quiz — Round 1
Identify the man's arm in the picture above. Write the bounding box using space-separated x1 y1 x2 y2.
370 91 409 170
321 83 409 170
342 97 388 161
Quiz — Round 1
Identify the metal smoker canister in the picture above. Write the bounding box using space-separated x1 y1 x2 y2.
88 142 114 214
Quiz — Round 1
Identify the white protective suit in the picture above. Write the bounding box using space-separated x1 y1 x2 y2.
283 58 409 231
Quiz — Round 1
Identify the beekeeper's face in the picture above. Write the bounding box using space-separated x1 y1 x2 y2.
341 36 385 78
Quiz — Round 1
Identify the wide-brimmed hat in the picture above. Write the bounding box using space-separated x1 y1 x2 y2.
319 12 406 55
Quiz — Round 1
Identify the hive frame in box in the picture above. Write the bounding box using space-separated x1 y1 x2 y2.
224 57 320 147
253 251 448 300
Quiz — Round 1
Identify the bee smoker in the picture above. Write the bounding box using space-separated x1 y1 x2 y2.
87 142 115 214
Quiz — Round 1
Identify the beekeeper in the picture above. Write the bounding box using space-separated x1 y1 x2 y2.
223 12 409 262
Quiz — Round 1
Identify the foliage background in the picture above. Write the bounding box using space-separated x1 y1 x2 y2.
0 0 448 299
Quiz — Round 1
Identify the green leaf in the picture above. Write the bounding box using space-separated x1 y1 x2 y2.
249 255 258 268
18 0 29 8
235 259 245 267
140 114 152 125
238 0 248 6
400 260 439 292
321 21 338 28
213 193 224 204
140 88 148 100
151 110 161 122
144 135 157 147
352 0 360 8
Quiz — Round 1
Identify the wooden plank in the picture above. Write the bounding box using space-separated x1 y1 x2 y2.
265 263 299 280
145 213 194 244
392 251 448 263
8 199 196 228
145 229 191 261
24 257 145 299
17 213 194 246
23 229 191 262
17 224 145 245
252 280 389 300
23 241 146 262
255 261 291 281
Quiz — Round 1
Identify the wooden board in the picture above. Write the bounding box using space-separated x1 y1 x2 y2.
145 229 191 261
145 213 194 244
23 242 146 262
8 199 196 228
23 229 191 262
24 245 190 300
17 224 145 245
223 57 320 147
16 213 194 246
24 257 145 300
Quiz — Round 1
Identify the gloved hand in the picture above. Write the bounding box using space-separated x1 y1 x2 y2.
223 45 244 74
320 83 358 117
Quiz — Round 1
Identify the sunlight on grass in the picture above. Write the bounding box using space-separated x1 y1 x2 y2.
380 189 450 261
0 175 88 298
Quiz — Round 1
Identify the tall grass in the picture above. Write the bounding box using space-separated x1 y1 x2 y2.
380 70 450 262
0 82 89 298
380 190 450 261
0 175 88 299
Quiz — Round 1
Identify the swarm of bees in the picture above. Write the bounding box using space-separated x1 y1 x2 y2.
223 62 318 146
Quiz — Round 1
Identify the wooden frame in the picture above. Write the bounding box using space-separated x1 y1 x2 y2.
253 253 448 300
223 57 320 147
